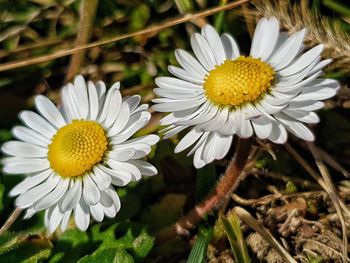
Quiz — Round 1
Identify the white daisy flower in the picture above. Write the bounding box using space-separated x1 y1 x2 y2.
152 17 339 169
1 75 159 232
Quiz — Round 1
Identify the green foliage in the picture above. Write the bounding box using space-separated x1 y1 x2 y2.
220 212 251 263
187 227 213 263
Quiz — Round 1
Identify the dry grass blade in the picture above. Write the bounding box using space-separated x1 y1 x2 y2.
0 0 250 73
251 0 350 73
307 142 348 262
233 206 297 263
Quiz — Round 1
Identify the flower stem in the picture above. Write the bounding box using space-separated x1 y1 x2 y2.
0 207 22 235
156 138 252 244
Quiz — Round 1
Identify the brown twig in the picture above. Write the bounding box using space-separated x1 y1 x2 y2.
65 0 99 82
156 138 253 244
0 208 22 235
0 0 250 73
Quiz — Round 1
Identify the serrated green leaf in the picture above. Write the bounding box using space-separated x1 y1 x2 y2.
131 231 154 260
78 247 134 263
187 227 213 263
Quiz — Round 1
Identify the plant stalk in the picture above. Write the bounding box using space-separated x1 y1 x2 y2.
156 138 252 244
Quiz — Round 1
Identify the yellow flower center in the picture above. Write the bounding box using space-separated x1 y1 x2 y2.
48 120 108 177
203 56 275 107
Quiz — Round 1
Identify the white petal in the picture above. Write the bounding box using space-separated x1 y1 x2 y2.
211 133 232 160
34 178 69 210
87 81 99 120
268 29 306 70
221 33 240 60
103 89 122 128
60 179 82 212
236 114 253 138
106 188 121 213
278 44 324 76
97 164 132 186
201 24 226 65
124 95 141 113
97 86 119 123
111 115 150 144
91 166 112 190
100 190 114 207
250 17 268 58
9 169 52 197
163 126 188 139
73 75 89 119
107 102 130 137
61 210 72 231
107 159 141 181
2 141 47 157
128 160 157 176
19 111 56 139
83 175 100 205
74 199 90 231
175 49 207 77
12 126 50 147
16 174 60 208
193 135 208 168
251 116 273 139
267 120 288 144
219 110 238 136
283 109 319 124
168 65 204 84
120 134 159 146
288 100 324 111
191 33 217 71
3 157 50 174
108 148 135 161
47 205 64 233
155 76 202 92
275 113 314 141
175 128 203 153
90 202 104 222
34 95 66 128
253 17 280 61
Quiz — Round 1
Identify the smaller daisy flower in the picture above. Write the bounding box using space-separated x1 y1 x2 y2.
153 17 339 168
2 75 159 232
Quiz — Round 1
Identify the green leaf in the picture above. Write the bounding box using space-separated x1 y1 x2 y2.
187 227 213 263
0 233 52 263
220 212 251 263
131 231 154 260
196 163 217 202
49 229 93 263
78 248 134 263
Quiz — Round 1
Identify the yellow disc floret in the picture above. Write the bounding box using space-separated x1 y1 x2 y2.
48 120 108 177
204 56 275 107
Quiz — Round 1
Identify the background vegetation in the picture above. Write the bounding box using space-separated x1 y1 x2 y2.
0 0 349 262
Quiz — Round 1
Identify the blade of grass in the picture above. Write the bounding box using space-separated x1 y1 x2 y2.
233 206 297 263
187 227 213 263
220 211 251 263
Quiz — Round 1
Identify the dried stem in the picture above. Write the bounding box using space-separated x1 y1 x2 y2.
0 208 22 235
0 0 250 73
65 0 99 82
156 138 253 244
307 142 348 262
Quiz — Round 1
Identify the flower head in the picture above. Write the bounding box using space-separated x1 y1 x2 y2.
2 75 159 232
153 17 339 168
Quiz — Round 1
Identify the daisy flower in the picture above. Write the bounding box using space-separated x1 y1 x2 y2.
1 75 159 232
153 17 339 168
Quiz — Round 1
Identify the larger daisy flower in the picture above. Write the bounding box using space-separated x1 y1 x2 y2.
153 17 339 168
2 75 159 232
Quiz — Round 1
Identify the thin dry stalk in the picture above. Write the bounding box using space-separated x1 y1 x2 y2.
307 142 348 262
284 143 350 218
0 0 250 73
233 206 297 263
65 0 99 82
0 208 22 235
251 0 350 73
